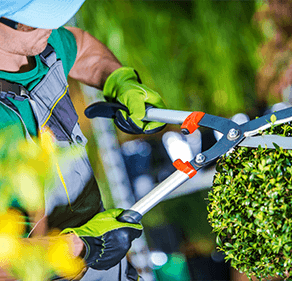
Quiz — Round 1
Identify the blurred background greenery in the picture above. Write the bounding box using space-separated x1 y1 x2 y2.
77 0 264 117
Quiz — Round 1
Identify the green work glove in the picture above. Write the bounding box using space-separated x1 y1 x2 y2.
60 209 143 270
103 67 167 134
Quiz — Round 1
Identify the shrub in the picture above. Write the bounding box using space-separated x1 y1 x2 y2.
208 116 292 280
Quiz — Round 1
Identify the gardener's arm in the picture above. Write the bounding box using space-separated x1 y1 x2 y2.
66 26 166 134
66 26 122 90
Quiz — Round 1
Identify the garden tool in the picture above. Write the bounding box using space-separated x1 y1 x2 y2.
85 102 292 224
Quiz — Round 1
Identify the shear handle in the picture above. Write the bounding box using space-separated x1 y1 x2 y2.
85 102 243 136
85 101 193 125
85 101 129 119
117 170 191 223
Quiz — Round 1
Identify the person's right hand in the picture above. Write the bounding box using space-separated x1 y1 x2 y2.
103 67 166 134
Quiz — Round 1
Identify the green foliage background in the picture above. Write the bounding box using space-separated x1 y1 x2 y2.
77 0 263 117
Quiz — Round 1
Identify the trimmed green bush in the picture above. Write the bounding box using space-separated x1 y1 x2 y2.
208 116 292 280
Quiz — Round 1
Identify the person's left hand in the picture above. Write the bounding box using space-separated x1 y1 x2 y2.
103 67 167 134
60 209 143 270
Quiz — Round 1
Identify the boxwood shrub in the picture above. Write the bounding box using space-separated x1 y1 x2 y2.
208 115 292 280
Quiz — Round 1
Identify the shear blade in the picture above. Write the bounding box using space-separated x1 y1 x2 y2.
239 135 292 149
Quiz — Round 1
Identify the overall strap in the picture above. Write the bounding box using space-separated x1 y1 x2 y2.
0 44 57 100
0 95 21 115
0 79 22 95
0 44 57 101
0 80 28 101
39 44 57 68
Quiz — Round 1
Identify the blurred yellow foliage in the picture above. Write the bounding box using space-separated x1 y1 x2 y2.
0 127 55 214
0 233 85 280
0 209 25 236
0 235 20 266
0 126 84 280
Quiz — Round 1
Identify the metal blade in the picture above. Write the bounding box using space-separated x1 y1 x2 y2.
239 135 292 149
240 107 292 137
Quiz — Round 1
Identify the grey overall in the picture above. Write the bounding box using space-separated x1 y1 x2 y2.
0 44 141 281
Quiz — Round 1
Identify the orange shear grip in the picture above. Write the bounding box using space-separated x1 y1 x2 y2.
181 112 205 135
173 159 197 178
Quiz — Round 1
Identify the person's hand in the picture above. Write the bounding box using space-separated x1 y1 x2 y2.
60 209 143 270
103 67 167 134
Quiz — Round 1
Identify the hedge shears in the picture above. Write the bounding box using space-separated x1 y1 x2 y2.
85 102 292 224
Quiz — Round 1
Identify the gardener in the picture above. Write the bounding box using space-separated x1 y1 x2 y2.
0 0 166 280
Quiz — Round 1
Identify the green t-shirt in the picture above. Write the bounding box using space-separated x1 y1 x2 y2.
0 26 77 138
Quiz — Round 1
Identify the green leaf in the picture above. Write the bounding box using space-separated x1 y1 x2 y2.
216 235 223 247
270 114 277 124
272 142 280 149
225 242 233 248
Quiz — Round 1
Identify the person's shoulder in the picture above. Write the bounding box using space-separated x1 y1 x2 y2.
49 26 76 45
47 27 78 76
